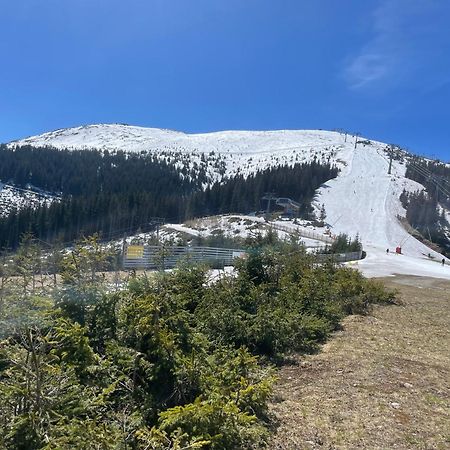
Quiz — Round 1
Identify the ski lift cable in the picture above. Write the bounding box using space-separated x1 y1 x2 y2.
407 162 450 197
408 159 450 189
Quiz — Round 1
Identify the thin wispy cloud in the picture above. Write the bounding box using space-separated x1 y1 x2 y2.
343 0 449 91
344 53 391 89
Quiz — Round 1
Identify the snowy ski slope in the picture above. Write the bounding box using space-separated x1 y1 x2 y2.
315 143 423 253
8 124 450 278
314 145 449 278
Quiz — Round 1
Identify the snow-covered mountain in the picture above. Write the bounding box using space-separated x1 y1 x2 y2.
10 124 353 182
6 124 450 278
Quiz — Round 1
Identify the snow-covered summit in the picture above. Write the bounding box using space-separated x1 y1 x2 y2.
9 124 356 181
10 123 348 151
10 124 186 150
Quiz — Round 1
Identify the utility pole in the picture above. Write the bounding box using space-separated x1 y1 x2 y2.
147 217 165 244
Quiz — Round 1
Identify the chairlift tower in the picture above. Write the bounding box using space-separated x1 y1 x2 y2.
354 132 361 150
262 192 277 219
388 145 395 175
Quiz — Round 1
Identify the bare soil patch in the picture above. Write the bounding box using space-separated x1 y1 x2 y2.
269 276 450 449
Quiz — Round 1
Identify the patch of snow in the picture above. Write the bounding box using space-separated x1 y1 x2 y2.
0 183 59 217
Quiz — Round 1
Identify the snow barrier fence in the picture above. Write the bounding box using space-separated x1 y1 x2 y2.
123 245 246 270
123 245 363 270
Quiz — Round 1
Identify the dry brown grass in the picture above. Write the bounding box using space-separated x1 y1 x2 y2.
268 276 450 450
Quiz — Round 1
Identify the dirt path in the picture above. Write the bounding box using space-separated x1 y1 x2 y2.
269 276 450 450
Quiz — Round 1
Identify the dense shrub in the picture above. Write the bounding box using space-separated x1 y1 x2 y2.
196 248 396 358
0 240 396 449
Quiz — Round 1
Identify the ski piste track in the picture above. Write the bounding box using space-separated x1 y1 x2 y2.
316 145 449 279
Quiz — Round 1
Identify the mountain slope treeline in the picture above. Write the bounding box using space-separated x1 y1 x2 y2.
0 145 200 195
185 162 338 218
0 146 338 248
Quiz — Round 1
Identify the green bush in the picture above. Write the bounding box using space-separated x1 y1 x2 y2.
0 241 396 449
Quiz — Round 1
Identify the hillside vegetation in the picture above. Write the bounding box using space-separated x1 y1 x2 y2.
0 237 395 449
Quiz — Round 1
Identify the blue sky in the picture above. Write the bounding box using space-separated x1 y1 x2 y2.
1 0 449 160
